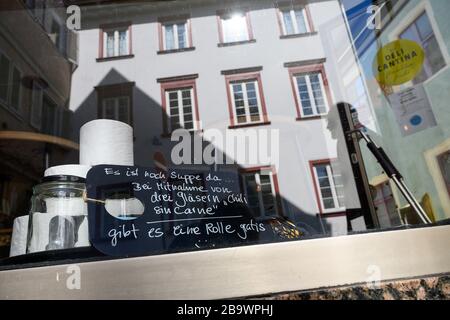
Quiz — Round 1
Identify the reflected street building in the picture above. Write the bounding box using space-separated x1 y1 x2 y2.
67 0 373 239
0 0 78 255
0 0 449 259
343 0 450 226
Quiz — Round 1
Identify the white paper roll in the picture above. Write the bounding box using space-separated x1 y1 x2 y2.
28 212 51 253
9 215 29 257
44 198 87 216
44 164 91 178
75 218 90 248
79 119 134 166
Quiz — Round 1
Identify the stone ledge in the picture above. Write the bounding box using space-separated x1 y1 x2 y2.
253 274 450 300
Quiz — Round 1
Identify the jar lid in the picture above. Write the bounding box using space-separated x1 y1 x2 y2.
41 175 86 183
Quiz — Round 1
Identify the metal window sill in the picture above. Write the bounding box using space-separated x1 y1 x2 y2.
217 39 256 47
279 31 318 39
157 47 196 54
96 54 135 62
0 224 449 299
228 121 271 129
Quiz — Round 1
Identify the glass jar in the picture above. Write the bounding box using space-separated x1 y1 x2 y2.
26 175 89 254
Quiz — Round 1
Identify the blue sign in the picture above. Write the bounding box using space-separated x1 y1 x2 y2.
410 115 423 126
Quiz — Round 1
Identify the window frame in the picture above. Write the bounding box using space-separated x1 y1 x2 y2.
229 79 263 126
41 94 70 138
98 22 133 60
310 159 346 215
216 9 254 46
9 64 22 112
240 166 282 218
96 82 134 126
288 63 333 120
30 80 43 130
0 51 11 105
42 94 58 136
25 0 45 24
0 51 22 113
101 96 131 125
158 74 201 135
224 69 269 128
157 15 194 53
388 2 450 89
49 12 67 56
398 11 446 84
372 180 402 227
424 139 450 218
437 150 450 197
276 2 314 37
164 87 197 133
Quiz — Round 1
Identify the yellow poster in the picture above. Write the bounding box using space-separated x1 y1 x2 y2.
374 39 425 86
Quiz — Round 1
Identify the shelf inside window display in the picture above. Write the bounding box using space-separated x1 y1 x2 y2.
8 119 305 259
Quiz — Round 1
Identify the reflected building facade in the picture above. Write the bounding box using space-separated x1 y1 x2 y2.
2 0 425 257
68 0 372 237
0 0 78 255
343 0 450 226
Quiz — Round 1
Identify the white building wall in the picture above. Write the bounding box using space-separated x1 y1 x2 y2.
70 0 363 235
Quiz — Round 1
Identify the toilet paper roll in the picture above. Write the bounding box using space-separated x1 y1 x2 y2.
45 197 88 216
9 215 29 257
28 212 89 253
44 164 91 178
75 217 90 248
28 212 55 253
80 119 134 166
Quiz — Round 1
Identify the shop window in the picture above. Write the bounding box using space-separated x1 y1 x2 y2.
437 151 450 196
158 16 193 52
96 82 134 125
399 12 446 84
158 75 201 135
2 0 450 279
224 69 269 128
217 10 254 45
288 63 332 120
240 167 280 218
310 160 345 214
99 23 132 59
277 3 313 37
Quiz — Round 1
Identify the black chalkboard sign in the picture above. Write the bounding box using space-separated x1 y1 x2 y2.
86 165 302 257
